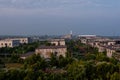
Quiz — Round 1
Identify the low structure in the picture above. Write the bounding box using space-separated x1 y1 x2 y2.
79 36 120 58
20 52 34 59
78 35 96 39
98 46 106 53
0 39 20 48
62 34 72 39
35 46 67 58
106 48 115 58
0 37 30 48
49 39 65 46
10 38 29 44
80 39 87 44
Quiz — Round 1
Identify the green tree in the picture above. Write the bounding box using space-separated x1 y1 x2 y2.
0 72 5 80
50 53 59 67
110 72 120 80
24 54 47 70
66 61 86 80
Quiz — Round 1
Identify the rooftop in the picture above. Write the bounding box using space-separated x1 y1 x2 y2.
20 52 34 57
37 45 67 49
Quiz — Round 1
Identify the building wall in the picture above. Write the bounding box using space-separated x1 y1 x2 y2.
63 34 72 39
0 40 12 48
56 48 67 57
107 42 116 46
50 39 66 46
59 41 66 46
0 40 19 48
106 49 115 58
35 48 67 58
11 38 29 44
12 40 20 47
19 38 29 44
98 46 105 53
80 39 87 44
51 41 59 46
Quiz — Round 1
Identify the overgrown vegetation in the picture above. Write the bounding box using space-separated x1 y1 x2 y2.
0 40 120 80
0 41 50 54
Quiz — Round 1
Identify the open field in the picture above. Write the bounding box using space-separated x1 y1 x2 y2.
5 63 23 69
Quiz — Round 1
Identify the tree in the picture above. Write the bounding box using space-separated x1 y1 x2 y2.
50 53 59 67
5 69 25 80
0 72 5 80
110 72 120 80
66 61 86 80
9 54 19 63
24 54 47 70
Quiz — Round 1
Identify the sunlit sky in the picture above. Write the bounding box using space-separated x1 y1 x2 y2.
0 0 120 36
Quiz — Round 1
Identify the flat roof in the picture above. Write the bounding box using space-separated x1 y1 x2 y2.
36 45 67 49
20 52 34 57
79 35 96 37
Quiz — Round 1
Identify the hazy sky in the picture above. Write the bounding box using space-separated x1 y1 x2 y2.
0 0 120 36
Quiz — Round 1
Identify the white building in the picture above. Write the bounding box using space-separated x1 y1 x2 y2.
78 35 96 37
0 37 30 48
49 39 65 46
20 52 34 59
10 38 29 44
35 46 67 58
0 39 20 48
80 39 87 44
106 48 115 58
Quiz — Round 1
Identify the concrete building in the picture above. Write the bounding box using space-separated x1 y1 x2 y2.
62 34 72 39
97 46 106 53
78 35 120 60
78 35 96 39
0 37 30 48
0 39 20 48
49 39 65 46
80 39 87 44
35 46 67 58
10 38 29 44
106 48 115 58
20 52 34 59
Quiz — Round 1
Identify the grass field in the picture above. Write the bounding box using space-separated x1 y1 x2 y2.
5 63 23 69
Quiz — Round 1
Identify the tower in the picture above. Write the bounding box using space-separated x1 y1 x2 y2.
70 30 72 35
70 30 72 39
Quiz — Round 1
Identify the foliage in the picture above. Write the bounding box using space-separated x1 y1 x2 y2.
0 40 120 80
0 42 40 54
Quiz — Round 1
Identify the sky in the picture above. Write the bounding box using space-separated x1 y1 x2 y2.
0 0 120 36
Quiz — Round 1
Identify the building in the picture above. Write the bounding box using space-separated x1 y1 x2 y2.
79 35 120 60
0 39 20 48
0 37 30 48
20 52 34 59
10 38 29 44
63 34 72 39
49 39 65 46
78 35 96 38
106 48 115 58
80 39 87 44
35 46 67 58
97 46 106 53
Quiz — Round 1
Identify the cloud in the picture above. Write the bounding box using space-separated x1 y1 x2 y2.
0 0 108 9
0 0 119 17
11 0 16 3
